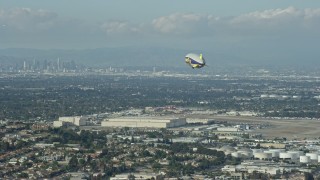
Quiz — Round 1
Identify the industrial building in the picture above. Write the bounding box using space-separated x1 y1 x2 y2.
186 118 214 124
101 117 186 128
53 116 87 127
110 173 162 180
254 152 272 160
306 152 318 161
217 127 240 132
222 160 312 176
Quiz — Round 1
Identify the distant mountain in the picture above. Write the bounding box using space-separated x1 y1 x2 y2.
0 46 317 68
0 47 187 67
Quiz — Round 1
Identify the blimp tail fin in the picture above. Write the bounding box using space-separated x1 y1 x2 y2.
200 54 203 60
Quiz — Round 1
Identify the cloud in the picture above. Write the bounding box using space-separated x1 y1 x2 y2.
2 6 320 37
229 7 320 33
0 8 58 32
100 21 141 34
0 8 106 49
1 6 320 49
151 13 217 35
231 7 301 23
0 7 95 36
150 7 320 37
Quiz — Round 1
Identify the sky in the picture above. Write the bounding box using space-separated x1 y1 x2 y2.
1 0 320 65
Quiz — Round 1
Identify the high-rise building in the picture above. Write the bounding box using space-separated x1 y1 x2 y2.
23 61 26 71
57 58 60 71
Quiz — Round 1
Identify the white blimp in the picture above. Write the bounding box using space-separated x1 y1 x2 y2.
185 53 206 69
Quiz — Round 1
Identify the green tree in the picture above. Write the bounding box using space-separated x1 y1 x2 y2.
17 172 29 178
141 150 151 157
68 155 79 171
152 162 162 172
154 150 167 159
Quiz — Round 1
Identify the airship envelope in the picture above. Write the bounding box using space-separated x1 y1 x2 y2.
185 53 206 69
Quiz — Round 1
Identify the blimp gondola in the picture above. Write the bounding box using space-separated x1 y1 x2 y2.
185 53 206 69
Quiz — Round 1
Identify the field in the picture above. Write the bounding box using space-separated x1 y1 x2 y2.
88 114 320 140
255 119 320 140
209 116 320 140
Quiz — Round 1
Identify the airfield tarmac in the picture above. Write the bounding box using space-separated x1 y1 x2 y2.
196 115 320 140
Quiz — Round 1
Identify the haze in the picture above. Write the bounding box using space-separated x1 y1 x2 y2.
1 0 320 66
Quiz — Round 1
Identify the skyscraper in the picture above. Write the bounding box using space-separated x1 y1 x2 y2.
23 61 27 71
57 58 60 71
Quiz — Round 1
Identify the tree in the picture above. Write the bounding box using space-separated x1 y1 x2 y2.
99 148 108 158
141 150 151 157
0 141 10 152
68 155 79 171
154 150 167 159
152 162 162 172
305 172 314 180
183 163 194 175
15 140 28 149
17 172 29 178
90 160 98 171
79 158 86 168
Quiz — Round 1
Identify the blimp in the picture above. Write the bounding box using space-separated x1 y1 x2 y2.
185 53 206 69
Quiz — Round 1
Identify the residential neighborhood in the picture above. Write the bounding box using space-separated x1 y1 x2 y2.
1 106 320 179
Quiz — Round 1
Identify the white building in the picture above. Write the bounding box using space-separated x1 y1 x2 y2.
186 118 214 124
254 152 272 160
53 121 65 128
217 127 240 132
53 116 87 127
222 160 309 176
279 152 299 160
300 156 311 163
110 173 162 180
222 164 280 175
306 152 318 161
101 117 186 128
